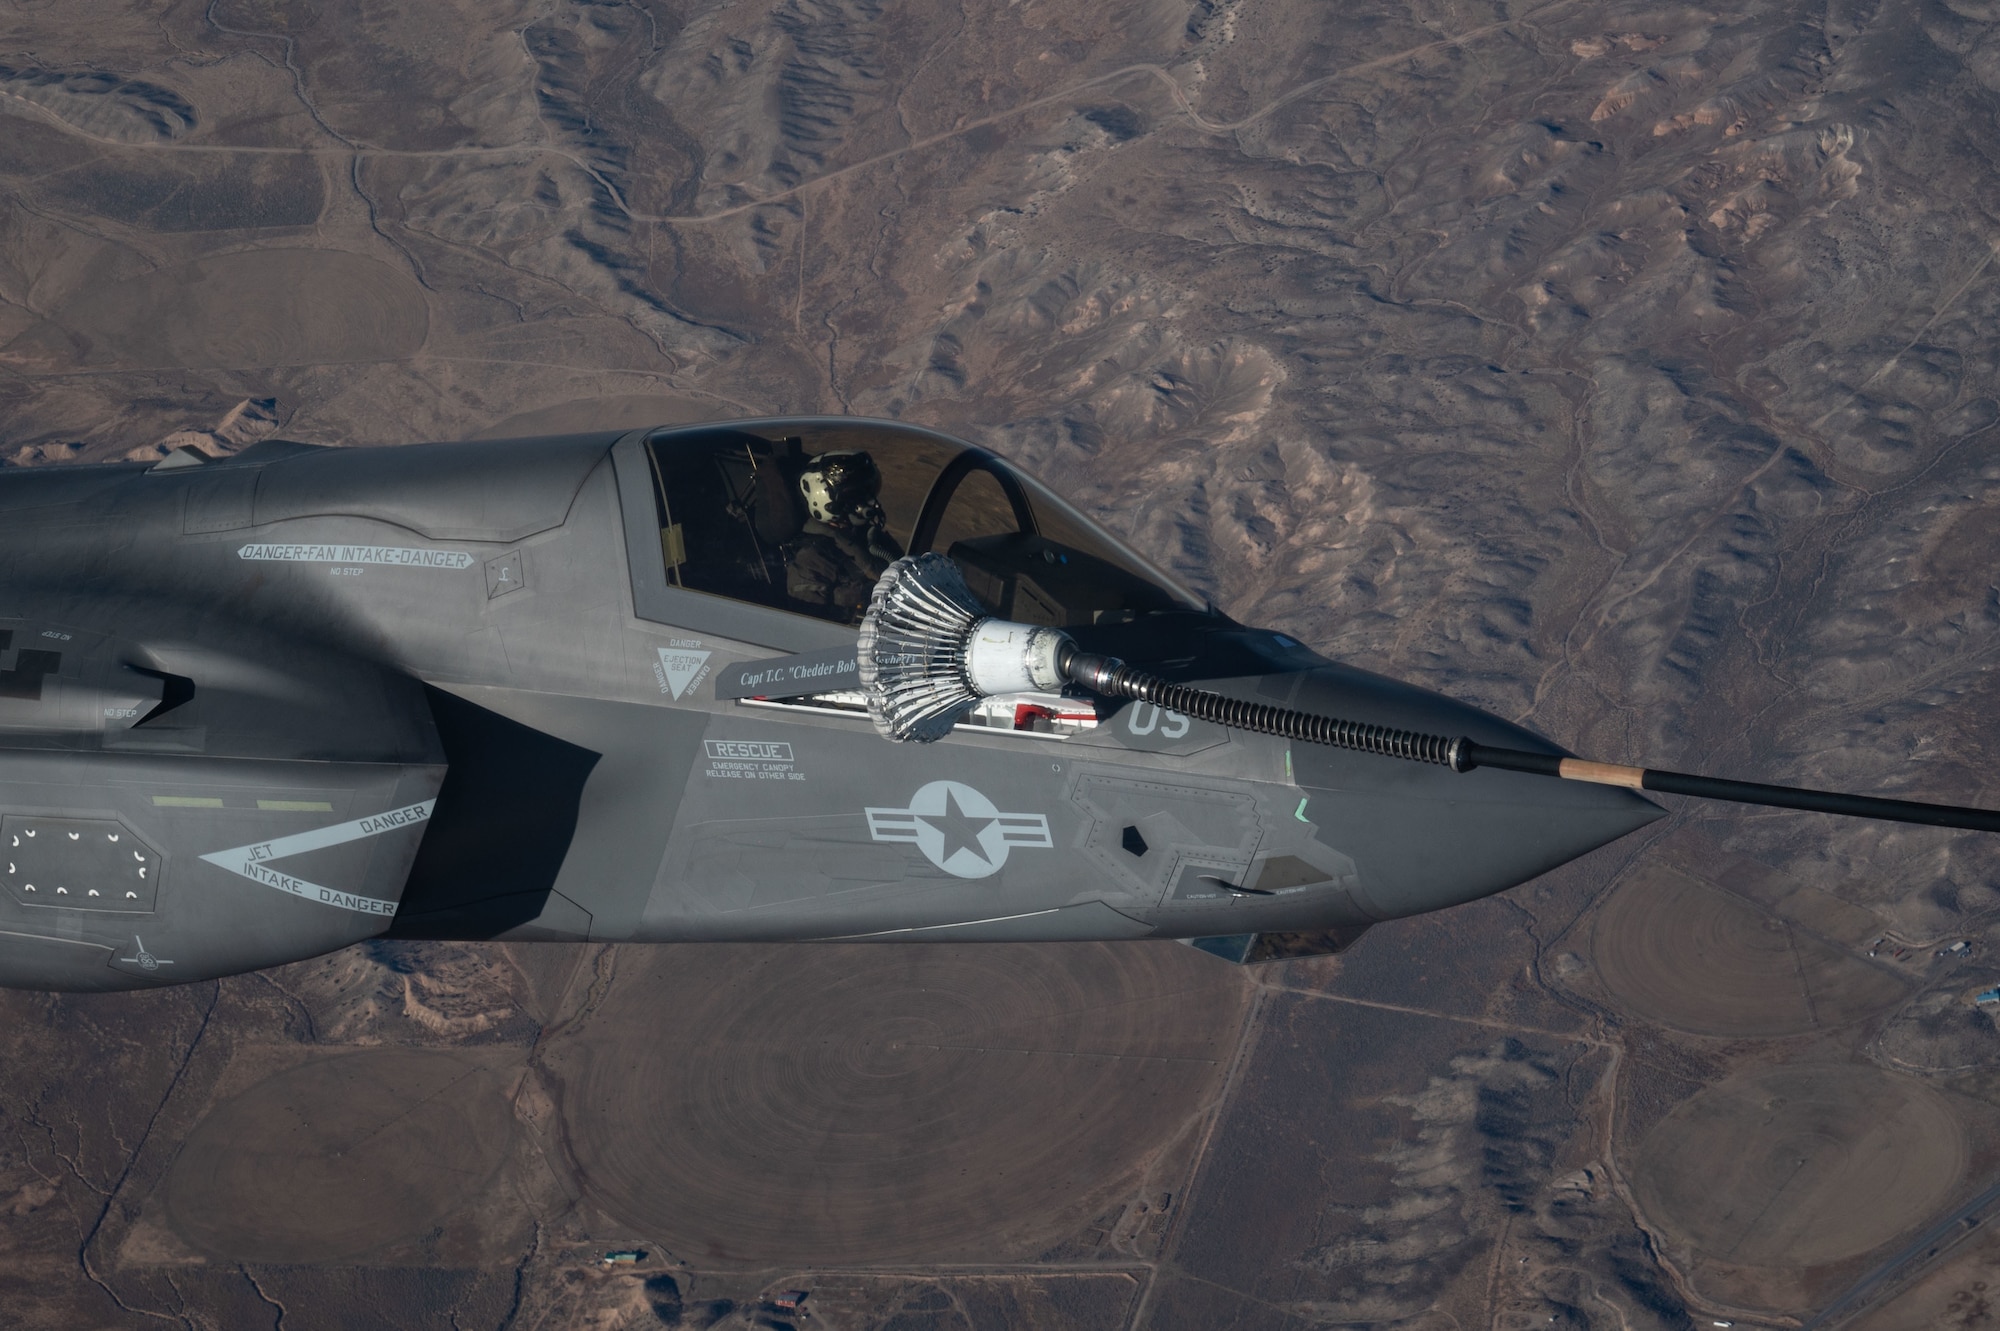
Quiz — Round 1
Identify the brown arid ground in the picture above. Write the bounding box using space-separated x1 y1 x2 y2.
542 943 1249 1266
9 0 2000 1327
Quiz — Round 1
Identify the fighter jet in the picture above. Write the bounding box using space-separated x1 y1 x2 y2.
1 418 1991 990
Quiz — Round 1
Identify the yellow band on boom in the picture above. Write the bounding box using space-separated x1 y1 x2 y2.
1557 759 1647 789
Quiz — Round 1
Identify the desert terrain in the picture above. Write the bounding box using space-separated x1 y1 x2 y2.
7 0 2000 1326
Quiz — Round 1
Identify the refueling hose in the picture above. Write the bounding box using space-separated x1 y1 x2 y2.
1057 647 2000 835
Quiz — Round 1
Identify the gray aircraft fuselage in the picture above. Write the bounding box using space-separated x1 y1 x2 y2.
0 418 1658 990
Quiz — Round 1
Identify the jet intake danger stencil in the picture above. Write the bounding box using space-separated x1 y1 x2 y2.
200 801 434 916
866 780 1053 879
238 544 474 569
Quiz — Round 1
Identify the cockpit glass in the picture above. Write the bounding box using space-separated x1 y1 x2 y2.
643 420 1199 628
927 467 1017 555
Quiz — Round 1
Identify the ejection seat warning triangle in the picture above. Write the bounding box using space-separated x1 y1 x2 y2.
199 801 433 916
655 647 712 699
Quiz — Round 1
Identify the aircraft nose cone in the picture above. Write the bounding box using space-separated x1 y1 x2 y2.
1283 662 1662 919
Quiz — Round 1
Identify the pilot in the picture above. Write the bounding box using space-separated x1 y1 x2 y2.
786 450 905 617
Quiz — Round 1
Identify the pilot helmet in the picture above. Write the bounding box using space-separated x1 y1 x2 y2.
798 451 882 525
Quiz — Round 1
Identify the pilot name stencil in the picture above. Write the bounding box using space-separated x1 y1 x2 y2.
866 780 1053 879
712 646 864 700
704 739 802 781
237 543 475 569
200 800 435 916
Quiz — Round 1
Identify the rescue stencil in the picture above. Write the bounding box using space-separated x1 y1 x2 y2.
704 738 801 781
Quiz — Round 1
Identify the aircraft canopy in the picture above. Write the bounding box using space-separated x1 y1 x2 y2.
641 419 1202 629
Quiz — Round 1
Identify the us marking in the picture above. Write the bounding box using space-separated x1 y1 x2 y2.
237 543 475 570
1125 702 1191 738
199 800 434 916
866 780 1053 879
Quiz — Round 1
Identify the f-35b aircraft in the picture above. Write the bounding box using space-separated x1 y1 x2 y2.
3 418 1994 990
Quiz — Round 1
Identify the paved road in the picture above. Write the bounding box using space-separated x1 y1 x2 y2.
1800 1175 2000 1329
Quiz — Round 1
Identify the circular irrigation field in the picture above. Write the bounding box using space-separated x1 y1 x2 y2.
1591 866 1905 1037
1631 1064 1966 1269
549 941 1250 1264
